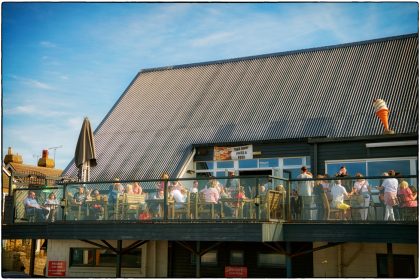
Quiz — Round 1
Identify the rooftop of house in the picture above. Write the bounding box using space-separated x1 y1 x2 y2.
63 33 418 181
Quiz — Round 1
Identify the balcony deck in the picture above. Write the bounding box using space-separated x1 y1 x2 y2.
3 175 418 243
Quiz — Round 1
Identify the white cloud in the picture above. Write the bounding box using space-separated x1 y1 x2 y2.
40 41 57 48
24 78 55 90
190 32 234 47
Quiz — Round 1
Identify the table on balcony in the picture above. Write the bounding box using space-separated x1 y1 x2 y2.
219 198 254 218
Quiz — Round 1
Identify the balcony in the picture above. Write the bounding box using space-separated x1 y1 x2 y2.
2 175 418 243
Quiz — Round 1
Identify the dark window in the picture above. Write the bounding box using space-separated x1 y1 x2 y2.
230 250 244 265
257 253 285 268
191 250 218 266
376 254 415 277
70 248 141 268
196 161 214 170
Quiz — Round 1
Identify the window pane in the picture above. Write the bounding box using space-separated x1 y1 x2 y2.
284 158 303 166
368 160 411 176
368 160 411 187
259 159 278 168
196 161 214 170
326 162 366 177
216 172 227 186
239 159 258 168
122 249 142 268
97 249 116 267
258 253 285 267
70 249 94 266
230 251 244 265
201 251 217 265
217 161 234 169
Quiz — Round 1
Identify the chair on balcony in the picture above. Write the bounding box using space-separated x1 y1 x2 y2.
123 193 147 220
195 192 216 219
264 190 282 220
322 193 344 220
105 194 123 220
397 194 418 221
172 192 191 219
66 192 83 221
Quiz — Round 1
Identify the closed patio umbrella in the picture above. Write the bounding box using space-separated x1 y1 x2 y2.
75 117 97 182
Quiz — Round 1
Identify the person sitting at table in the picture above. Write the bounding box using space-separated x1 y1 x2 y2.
219 186 233 217
170 184 187 210
331 179 351 219
90 189 104 220
398 180 417 207
44 192 59 222
73 186 87 205
150 189 165 218
232 186 247 217
190 180 199 193
133 182 143 195
24 191 49 222
126 184 134 195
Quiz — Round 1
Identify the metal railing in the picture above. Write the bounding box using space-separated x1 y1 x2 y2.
9 175 418 224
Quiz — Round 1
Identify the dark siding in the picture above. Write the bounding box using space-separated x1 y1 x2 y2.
170 241 313 278
315 137 417 175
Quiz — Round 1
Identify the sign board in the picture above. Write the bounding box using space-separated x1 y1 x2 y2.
225 266 248 278
214 145 253 161
48 261 66 277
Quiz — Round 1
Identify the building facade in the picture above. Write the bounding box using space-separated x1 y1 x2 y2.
3 34 418 277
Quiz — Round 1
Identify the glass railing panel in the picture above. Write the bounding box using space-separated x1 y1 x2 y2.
289 175 418 222
10 174 416 224
14 187 64 223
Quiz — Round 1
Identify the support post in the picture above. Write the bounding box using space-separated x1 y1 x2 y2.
163 180 168 220
195 241 200 278
286 242 292 278
116 240 122 278
255 177 260 220
29 239 36 277
387 243 394 278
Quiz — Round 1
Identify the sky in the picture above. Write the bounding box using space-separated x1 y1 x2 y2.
2 2 419 170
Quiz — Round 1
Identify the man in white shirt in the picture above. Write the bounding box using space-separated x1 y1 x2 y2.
296 166 314 220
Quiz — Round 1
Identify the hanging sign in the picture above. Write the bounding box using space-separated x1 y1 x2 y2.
48 261 66 277
225 266 248 278
214 145 253 161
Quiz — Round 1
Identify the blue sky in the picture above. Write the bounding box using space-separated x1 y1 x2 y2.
2 2 418 170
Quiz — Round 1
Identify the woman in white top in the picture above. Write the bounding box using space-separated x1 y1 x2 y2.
378 170 399 221
352 173 371 220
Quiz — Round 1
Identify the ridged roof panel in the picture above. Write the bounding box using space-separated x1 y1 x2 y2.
64 34 419 181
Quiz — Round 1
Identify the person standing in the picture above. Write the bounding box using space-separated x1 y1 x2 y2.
378 170 399 221
296 166 314 220
335 166 352 192
352 173 371 220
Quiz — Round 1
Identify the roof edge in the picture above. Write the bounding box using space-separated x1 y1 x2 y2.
140 33 418 73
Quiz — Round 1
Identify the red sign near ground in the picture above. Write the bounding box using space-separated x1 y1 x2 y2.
48 261 66 277
225 266 248 278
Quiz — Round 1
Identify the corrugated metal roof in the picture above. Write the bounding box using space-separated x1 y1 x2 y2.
63 33 419 181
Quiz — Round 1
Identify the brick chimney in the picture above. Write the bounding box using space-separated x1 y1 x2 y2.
37 149 55 168
3 147 23 165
